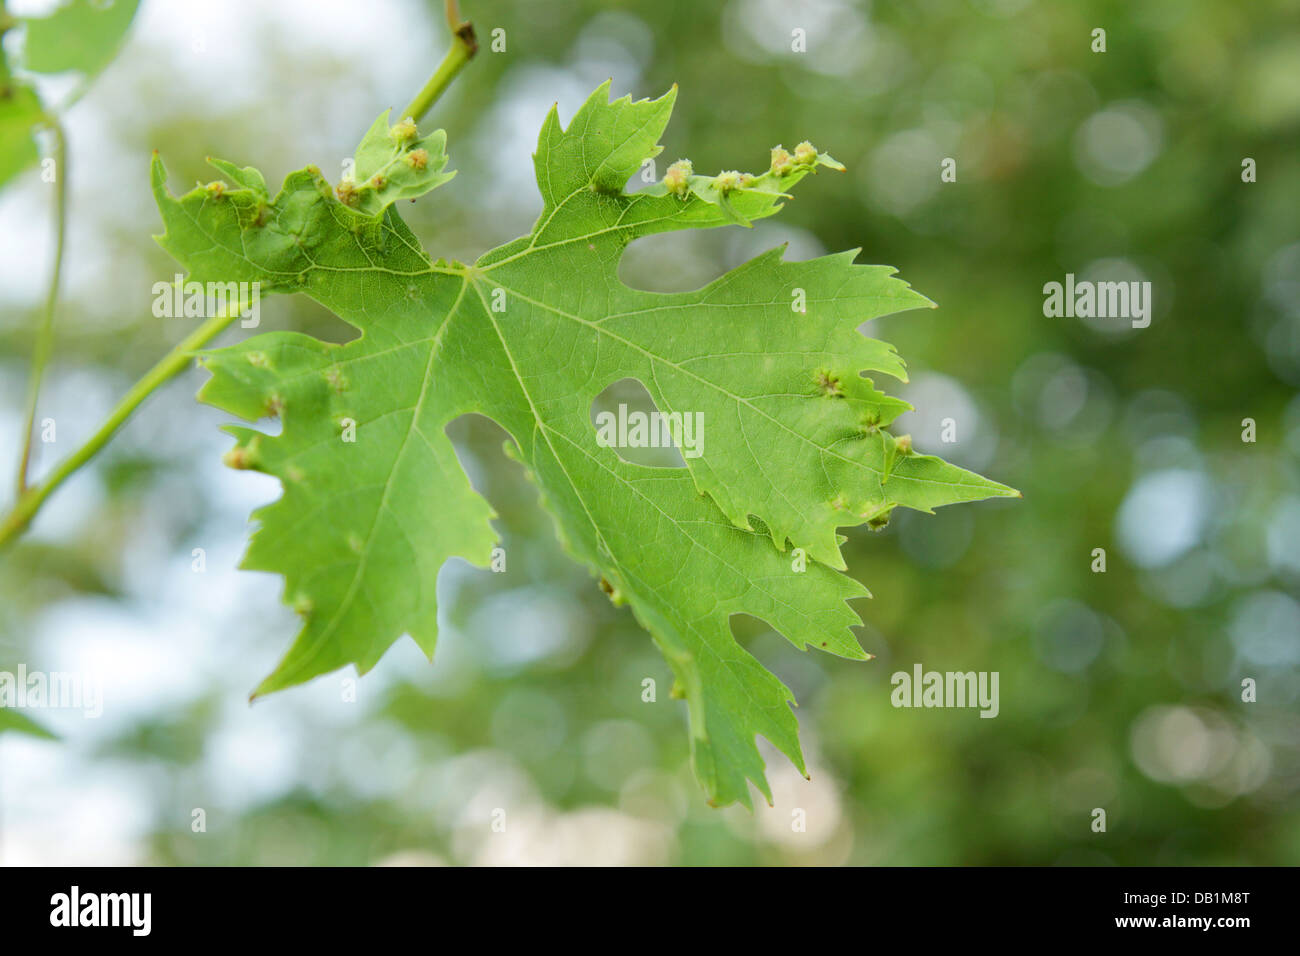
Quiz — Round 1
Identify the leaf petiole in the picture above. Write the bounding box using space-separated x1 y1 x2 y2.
15 115 66 496
400 1 477 124
0 301 247 550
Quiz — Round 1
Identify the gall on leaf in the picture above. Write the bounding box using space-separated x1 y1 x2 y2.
151 81 1017 808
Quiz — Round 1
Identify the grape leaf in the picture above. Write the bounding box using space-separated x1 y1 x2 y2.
0 0 140 191
152 83 1017 807
22 0 140 80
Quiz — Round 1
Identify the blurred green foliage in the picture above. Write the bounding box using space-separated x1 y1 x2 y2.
1 0 1297 865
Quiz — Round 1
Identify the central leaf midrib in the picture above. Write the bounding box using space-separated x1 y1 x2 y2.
465 273 803 774
281 275 470 681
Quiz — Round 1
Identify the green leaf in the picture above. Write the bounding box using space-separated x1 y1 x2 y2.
0 0 140 192
0 80 44 190
342 110 455 214
0 706 57 739
153 83 1018 807
22 0 140 80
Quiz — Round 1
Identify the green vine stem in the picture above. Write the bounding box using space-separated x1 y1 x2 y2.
0 302 246 549
401 1 477 123
0 2 477 551
15 116 66 495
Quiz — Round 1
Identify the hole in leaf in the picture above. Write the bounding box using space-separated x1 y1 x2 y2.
616 230 733 293
589 378 688 468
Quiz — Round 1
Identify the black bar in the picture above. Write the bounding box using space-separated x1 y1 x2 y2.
0 865 1284 941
